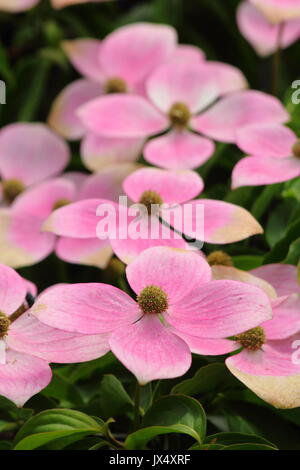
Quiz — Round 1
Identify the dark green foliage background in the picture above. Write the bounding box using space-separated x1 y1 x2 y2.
0 0 300 451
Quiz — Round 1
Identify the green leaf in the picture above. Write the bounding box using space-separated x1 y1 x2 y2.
42 372 84 406
94 374 133 419
17 57 51 122
204 432 277 448
171 363 237 396
284 237 300 264
266 199 298 248
222 443 277 450
264 217 300 263
13 409 104 450
251 184 283 220
125 395 206 450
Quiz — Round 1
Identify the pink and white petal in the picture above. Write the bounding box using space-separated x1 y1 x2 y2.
261 294 300 340
123 167 203 204
144 131 215 170
81 133 144 171
226 346 300 408
251 263 299 296
78 94 168 139
238 2 300 56
126 246 211 301
166 280 272 338
12 178 76 220
204 61 248 94
250 0 300 24
0 123 69 186
165 199 263 244
211 265 277 299
170 329 237 355
0 209 56 269
48 79 101 140
170 44 205 63
7 313 110 364
56 237 112 269
109 315 191 384
0 264 26 316
79 163 140 202
110 219 188 265
192 91 289 143
0 350 52 407
99 23 177 87
62 39 103 82
232 156 300 188
0 0 39 12
236 123 297 157
43 199 109 238
146 62 218 114
29 283 140 334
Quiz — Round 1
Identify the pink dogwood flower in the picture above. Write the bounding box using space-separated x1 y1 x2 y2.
207 257 300 408
207 251 277 299
252 262 300 297
225 293 300 408
48 23 178 143
29 247 272 384
78 59 288 170
0 0 109 12
249 0 300 23
44 167 263 264
232 124 300 187
0 263 109 405
237 1 300 56
0 123 70 206
0 164 137 268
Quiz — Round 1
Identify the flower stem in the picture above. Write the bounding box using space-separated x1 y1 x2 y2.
133 381 141 431
272 22 285 96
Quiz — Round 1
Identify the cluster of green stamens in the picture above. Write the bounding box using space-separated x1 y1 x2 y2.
104 77 128 94
168 102 191 128
292 140 300 158
139 190 163 215
2 179 25 203
0 312 10 339
236 326 266 351
207 250 233 267
137 285 168 315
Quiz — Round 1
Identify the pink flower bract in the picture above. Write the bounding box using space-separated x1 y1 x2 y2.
29 247 272 384
232 124 300 187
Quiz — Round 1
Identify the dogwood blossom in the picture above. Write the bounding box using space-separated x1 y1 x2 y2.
29 247 272 384
43 167 263 264
232 124 300 187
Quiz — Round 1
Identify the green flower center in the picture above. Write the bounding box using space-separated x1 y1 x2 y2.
139 190 163 215
292 140 300 159
236 327 266 351
0 312 10 339
104 77 128 94
207 250 233 267
137 285 168 315
2 179 25 204
168 102 191 128
52 198 71 211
